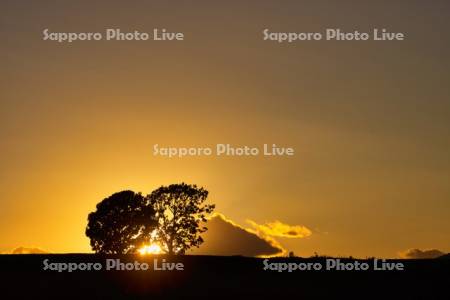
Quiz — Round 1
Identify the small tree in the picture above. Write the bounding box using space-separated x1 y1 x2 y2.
148 183 215 255
85 190 156 254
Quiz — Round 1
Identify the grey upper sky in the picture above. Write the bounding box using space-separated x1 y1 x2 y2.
1 0 449 257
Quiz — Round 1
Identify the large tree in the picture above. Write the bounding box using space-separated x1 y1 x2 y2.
148 183 215 255
85 190 156 254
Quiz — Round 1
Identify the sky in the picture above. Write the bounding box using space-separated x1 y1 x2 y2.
1 0 449 258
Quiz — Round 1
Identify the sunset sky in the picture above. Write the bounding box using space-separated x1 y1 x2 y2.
1 0 449 258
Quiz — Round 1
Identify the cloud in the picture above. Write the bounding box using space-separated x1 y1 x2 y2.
8 247 48 254
399 248 445 259
190 213 284 257
246 220 312 239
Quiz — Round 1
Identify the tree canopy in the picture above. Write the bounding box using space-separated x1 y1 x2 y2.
85 184 215 255
85 190 156 254
148 183 215 255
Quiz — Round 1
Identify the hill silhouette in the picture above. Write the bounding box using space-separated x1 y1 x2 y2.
1 254 448 299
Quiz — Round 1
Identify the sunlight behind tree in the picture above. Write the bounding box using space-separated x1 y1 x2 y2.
138 243 162 255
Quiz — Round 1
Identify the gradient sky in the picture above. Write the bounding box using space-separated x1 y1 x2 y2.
1 0 449 257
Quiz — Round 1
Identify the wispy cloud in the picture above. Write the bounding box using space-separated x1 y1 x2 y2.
246 220 312 239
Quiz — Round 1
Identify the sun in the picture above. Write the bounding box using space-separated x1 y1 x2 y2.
138 243 162 255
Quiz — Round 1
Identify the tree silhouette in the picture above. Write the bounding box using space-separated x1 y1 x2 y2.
148 183 215 255
85 190 156 254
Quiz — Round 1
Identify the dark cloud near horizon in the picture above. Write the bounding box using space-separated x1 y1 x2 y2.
400 248 445 259
190 214 284 257
7 247 48 254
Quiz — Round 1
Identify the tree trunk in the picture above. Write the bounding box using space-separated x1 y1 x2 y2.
167 239 174 255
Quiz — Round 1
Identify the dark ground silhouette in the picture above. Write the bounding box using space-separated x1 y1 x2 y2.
1 254 448 299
